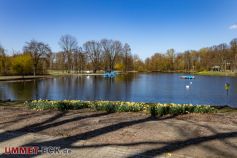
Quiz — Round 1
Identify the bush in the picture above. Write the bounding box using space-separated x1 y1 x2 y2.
148 103 215 117
92 101 117 113
105 103 117 113
57 101 69 111
149 105 158 117
25 100 216 116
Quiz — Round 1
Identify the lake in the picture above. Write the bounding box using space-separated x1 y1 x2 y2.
0 73 237 107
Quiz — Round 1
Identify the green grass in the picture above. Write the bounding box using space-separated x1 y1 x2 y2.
214 106 237 113
25 100 216 116
195 71 237 77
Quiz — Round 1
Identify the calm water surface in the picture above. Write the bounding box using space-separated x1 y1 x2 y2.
0 73 237 107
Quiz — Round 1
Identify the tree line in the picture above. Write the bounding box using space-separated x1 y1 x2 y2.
144 39 237 72
0 35 135 76
0 35 237 76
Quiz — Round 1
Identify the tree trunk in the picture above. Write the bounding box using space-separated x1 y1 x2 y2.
33 65 36 76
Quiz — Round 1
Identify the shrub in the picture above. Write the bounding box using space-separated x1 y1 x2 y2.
104 103 117 113
57 101 68 111
149 105 158 117
25 100 216 116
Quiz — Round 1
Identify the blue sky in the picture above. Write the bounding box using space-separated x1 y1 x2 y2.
0 0 237 59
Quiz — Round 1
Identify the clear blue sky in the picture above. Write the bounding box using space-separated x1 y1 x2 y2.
0 0 237 59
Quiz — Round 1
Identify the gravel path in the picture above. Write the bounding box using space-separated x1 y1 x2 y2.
0 103 237 158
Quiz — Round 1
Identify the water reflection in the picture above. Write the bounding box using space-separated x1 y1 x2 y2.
0 73 237 107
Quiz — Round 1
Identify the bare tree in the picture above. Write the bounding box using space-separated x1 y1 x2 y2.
230 39 237 72
55 52 66 71
184 51 191 72
59 34 78 73
49 53 56 70
73 47 87 73
216 43 228 71
83 41 101 73
230 38 237 52
24 40 51 76
0 45 7 75
123 43 131 72
0 45 4 54
101 39 122 71
100 39 111 71
166 48 175 71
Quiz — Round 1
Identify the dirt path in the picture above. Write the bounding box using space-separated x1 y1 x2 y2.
0 103 236 157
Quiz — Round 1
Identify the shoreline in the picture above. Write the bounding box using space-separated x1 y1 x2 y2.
140 71 237 77
0 70 236 82
0 72 125 81
0 75 52 81
193 71 237 77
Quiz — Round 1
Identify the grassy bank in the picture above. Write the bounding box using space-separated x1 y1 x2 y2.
25 100 216 117
194 71 237 77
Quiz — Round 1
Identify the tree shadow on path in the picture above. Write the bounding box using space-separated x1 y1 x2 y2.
2 116 171 157
126 131 237 158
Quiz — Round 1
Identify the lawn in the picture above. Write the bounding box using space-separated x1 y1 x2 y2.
195 71 237 76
